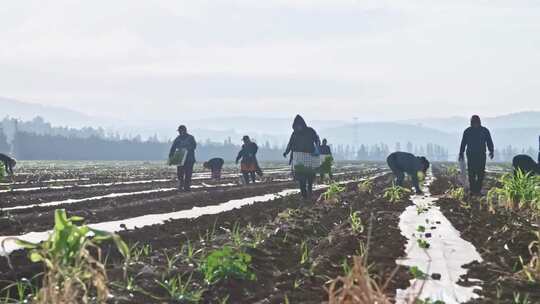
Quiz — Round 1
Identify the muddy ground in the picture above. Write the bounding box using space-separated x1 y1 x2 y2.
431 165 540 304
0 167 414 303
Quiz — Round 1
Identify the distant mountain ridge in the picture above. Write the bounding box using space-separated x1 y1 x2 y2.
400 111 540 133
0 96 97 128
1 96 538 154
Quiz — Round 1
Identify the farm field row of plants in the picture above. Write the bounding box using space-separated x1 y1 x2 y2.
0 162 398 303
431 165 540 303
1 160 534 303
0 168 414 303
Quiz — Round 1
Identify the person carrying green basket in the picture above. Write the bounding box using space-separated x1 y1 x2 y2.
283 115 321 199
169 125 197 191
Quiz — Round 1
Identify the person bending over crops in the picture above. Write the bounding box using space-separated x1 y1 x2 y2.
319 138 333 181
0 153 16 176
459 115 494 196
169 125 197 191
386 151 430 195
512 154 539 176
283 115 321 199
204 157 225 180
236 136 258 184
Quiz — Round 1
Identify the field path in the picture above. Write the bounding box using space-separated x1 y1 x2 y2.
395 171 483 303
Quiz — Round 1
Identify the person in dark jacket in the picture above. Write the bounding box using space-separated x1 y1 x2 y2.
236 136 258 184
0 153 16 176
386 151 430 194
459 115 494 196
319 138 333 181
512 154 539 176
204 157 225 180
283 115 321 199
169 125 197 191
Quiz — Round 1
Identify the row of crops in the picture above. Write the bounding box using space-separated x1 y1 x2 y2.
0 161 538 303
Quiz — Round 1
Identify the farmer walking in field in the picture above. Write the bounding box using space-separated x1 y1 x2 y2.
386 151 430 195
169 125 197 191
283 115 321 199
203 157 225 180
459 115 494 196
319 138 333 181
236 136 258 184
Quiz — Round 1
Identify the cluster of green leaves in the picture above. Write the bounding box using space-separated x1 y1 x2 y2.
199 246 255 284
383 183 411 203
14 209 129 303
416 225 426 233
512 292 531 304
486 170 540 213
357 179 373 194
448 186 465 201
319 156 334 176
409 266 428 279
156 273 204 302
168 149 186 166
445 165 460 177
518 231 540 283
349 210 364 234
0 277 38 303
417 239 430 249
0 165 5 180
322 182 346 202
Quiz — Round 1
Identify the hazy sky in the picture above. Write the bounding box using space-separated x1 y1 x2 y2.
1 0 540 122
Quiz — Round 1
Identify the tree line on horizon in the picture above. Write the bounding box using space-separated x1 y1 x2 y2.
0 116 536 162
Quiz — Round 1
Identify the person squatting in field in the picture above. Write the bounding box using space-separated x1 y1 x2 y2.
204 157 225 180
283 115 321 199
0 153 16 176
386 151 430 195
319 138 333 181
236 136 259 184
459 115 494 196
169 125 197 191
512 137 540 176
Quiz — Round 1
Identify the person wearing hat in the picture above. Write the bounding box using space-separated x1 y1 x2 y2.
459 115 494 196
169 125 197 191
236 136 258 184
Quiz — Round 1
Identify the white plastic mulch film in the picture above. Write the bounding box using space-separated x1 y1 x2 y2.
396 171 482 304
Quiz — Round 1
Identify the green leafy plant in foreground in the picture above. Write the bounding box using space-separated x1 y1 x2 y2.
485 169 540 213
417 239 430 249
448 186 465 201
383 183 411 203
445 165 460 177
199 246 255 284
349 210 364 234
9 209 129 304
300 241 311 265
409 266 428 279
357 179 373 194
518 231 540 283
156 273 204 302
319 156 334 177
322 182 346 202
416 225 426 233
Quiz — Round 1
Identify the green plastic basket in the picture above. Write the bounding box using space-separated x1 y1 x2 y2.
168 149 187 166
